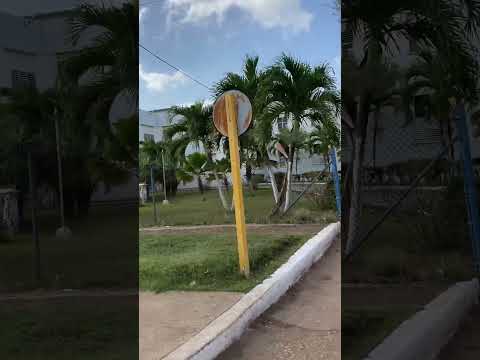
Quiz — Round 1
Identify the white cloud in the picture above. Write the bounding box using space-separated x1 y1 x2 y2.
139 64 187 92
165 0 313 33
139 6 148 23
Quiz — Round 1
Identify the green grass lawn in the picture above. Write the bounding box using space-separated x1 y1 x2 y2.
0 206 138 359
0 205 137 292
139 188 336 227
0 296 137 360
343 210 474 284
140 230 312 293
342 308 417 360
342 208 474 359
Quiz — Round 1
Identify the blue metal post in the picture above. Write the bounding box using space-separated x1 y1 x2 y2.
454 103 480 273
329 147 341 218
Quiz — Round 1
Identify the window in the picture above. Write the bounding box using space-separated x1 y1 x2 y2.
278 117 288 130
144 133 154 142
11 70 36 90
342 25 353 51
415 126 441 145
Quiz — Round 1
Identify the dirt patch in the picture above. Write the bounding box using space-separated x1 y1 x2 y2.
140 224 323 237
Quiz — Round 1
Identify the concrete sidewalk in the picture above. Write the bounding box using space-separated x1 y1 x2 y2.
436 304 480 360
140 291 242 360
217 237 340 360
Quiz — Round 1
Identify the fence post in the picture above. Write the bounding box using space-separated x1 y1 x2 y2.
454 102 480 273
330 147 341 218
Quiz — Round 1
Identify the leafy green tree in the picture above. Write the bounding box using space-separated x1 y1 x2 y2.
177 153 209 200
307 118 340 168
341 0 480 254
214 55 267 187
207 158 231 210
403 48 479 161
166 102 229 204
251 119 280 204
261 53 340 212
64 1 137 106
139 139 179 197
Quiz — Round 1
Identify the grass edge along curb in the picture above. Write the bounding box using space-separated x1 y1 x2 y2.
162 222 340 360
364 278 480 360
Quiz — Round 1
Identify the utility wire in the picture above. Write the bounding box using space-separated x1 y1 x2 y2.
139 43 210 90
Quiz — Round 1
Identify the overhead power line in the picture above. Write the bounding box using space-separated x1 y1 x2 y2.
139 43 210 90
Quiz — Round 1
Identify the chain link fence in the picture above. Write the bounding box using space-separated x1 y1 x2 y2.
343 109 478 277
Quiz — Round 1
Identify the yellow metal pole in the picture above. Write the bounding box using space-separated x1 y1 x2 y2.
225 93 250 277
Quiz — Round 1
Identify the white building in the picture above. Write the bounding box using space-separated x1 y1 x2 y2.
139 108 167 143
0 9 136 202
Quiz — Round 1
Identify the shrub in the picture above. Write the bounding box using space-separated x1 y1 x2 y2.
306 180 336 211
251 174 264 190
292 208 315 223
408 178 470 253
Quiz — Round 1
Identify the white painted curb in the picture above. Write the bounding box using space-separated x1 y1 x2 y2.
162 222 340 360
364 278 480 360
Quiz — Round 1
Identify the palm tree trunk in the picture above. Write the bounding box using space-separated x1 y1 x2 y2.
346 131 363 255
214 172 229 210
447 118 455 160
266 166 279 204
270 171 288 216
246 163 255 193
372 115 378 168
283 145 295 213
197 176 205 200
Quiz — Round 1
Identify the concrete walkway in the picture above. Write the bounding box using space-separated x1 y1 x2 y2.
436 304 480 360
217 237 340 360
140 291 242 360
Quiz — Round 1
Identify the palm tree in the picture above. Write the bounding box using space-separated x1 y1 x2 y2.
62 1 138 130
307 118 340 167
261 54 340 212
404 47 479 161
214 55 267 189
166 102 230 208
177 153 209 200
0 89 55 226
140 139 179 198
341 0 480 255
165 102 214 158
207 158 231 210
251 118 280 204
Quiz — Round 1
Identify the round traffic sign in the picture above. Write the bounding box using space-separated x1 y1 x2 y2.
213 90 252 137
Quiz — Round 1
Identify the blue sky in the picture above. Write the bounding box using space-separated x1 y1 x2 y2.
139 0 340 111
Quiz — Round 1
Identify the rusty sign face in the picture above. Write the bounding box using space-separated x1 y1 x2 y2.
213 90 252 137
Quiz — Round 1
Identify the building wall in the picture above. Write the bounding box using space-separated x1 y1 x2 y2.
342 20 480 166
